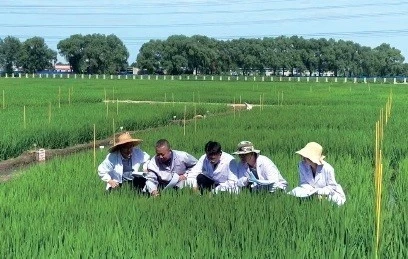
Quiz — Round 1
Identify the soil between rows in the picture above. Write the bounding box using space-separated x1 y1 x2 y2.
0 104 249 182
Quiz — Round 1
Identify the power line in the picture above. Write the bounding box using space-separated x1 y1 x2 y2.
0 0 297 9
1 1 408 16
0 11 406 29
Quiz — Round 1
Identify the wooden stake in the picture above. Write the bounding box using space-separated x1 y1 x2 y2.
233 97 236 119
104 88 107 105
262 93 265 111
375 151 383 259
112 118 116 145
380 109 383 143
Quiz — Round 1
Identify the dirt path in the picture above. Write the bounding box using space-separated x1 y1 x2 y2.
0 104 252 182
0 138 112 182
104 100 259 108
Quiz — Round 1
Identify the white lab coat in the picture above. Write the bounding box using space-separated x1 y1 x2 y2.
187 152 235 188
288 160 346 206
97 148 150 189
145 150 198 192
234 155 288 192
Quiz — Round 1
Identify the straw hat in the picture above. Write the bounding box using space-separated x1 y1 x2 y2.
109 132 143 153
295 142 325 165
233 141 260 155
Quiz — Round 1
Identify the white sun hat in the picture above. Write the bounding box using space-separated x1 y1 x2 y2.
295 142 325 165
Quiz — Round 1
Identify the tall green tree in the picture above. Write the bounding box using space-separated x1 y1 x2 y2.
57 34 85 73
136 40 164 74
374 43 405 77
261 37 279 75
161 35 189 74
19 37 56 73
0 36 22 74
187 35 219 74
57 34 129 74
274 36 291 76
288 36 306 75
217 40 235 74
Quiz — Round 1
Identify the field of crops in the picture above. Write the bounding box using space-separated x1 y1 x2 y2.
0 78 407 257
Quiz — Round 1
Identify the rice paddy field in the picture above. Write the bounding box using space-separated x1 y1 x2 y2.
0 77 407 258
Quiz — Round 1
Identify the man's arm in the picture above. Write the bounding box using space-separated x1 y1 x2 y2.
97 154 113 182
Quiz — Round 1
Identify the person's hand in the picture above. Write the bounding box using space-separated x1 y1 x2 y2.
151 190 160 197
108 180 119 188
316 187 331 196
178 174 187 181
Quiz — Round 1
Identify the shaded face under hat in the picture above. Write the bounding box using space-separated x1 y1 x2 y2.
233 141 260 155
295 142 325 165
109 132 143 153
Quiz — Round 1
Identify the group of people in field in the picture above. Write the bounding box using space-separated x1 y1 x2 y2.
98 132 346 206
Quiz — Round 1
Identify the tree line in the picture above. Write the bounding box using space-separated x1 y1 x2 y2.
1 34 407 76
136 35 408 77
0 34 129 74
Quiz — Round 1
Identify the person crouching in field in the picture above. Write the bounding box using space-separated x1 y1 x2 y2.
145 139 198 197
232 141 288 193
288 142 346 206
98 132 150 192
187 141 236 194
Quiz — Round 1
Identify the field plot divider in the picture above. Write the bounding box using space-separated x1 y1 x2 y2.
374 91 393 258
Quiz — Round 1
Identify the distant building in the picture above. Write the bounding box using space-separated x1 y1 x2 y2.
131 67 139 75
54 63 72 72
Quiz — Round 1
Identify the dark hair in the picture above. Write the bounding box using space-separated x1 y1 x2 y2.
205 141 222 155
155 139 171 149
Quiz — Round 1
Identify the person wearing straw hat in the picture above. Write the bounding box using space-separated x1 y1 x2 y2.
288 142 346 206
232 141 288 193
98 132 150 192
145 139 198 196
187 141 236 195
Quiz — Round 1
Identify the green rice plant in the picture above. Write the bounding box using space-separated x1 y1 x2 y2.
0 78 407 257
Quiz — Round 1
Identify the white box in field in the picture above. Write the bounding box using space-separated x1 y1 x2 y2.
36 148 46 162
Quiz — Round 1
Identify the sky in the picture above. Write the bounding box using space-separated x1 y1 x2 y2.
2 0 408 64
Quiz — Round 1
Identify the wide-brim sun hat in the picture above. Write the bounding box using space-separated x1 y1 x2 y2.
295 142 325 165
233 141 260 155
109 132 143 153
